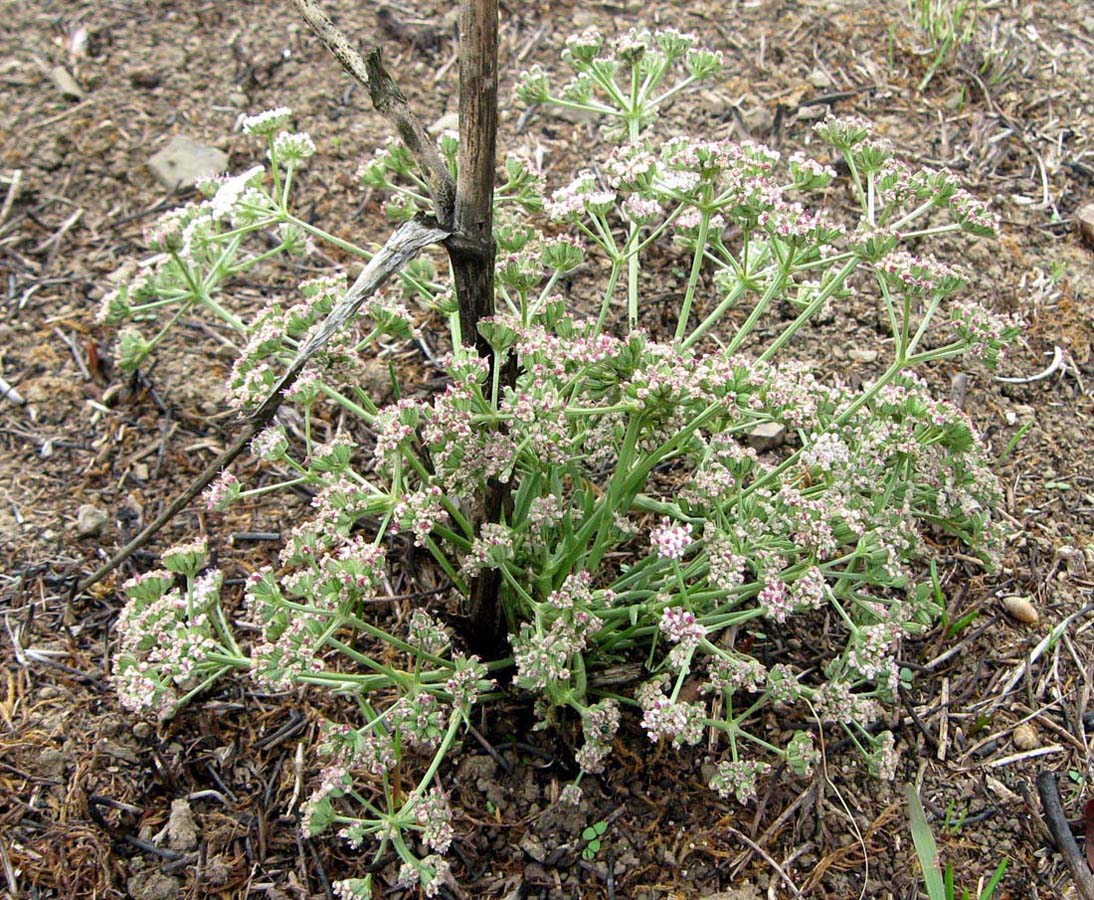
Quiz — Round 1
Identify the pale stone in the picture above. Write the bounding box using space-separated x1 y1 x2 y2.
167 798 198 851
49 65 83 100
747 422 786 451
1012 723 1039 750
849 348 879 363
147 136 228 191
1000 595 1038 625
76 503 108 536
429 111 459 135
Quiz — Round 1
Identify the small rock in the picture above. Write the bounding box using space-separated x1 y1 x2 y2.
147 136 228 191
520 832 547 862
204 855 232 887
739 102 773 135
129 68 162 89
698 89 732 118
133 721 153 739
132 462 150 481
76 504 108 537
1000 595 1038 625
1076 201 1094 250
1012 723 1039 751
747 422 786 451
944 90 965 111
167 798 198 851
547 102 598 125
429 111 459 135
49 65 83 100
950 372 968 410
808 68 832 89
35 747 66 780
797 104 828 122
127 869 180 900
848 348 879 363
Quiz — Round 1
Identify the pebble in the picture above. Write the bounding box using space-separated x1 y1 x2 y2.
147 136 228 191
848 348 879 363
167 798 198 851
429 111 459 135
1000 595 1039 625
797 104 828 122
76 503 108 537
1076 201 1094 250
1012 723 1039 750
739 101 773 135
698 89 732 118
520 832 547 862
49 65 84 100
747 422 786 451
808 68 833 89
129 68 162 89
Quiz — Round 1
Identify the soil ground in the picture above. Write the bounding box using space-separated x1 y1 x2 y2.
1 1 1092 898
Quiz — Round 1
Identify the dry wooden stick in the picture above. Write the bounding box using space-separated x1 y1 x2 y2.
1036 772 1094 900
295 0 510 652
73 219 447 599
290 0 455 227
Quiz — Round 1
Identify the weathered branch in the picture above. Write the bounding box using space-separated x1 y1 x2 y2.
290 0 455 227
74 219 447 599
453 0 512 657
452 0 498 359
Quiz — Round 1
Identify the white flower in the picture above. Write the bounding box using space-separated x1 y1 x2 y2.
241 107 292 136
209 166 265 220
272 131 316 164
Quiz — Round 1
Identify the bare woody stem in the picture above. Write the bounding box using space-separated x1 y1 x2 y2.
290 0 455 227
295 0 509 650
453 0 513 656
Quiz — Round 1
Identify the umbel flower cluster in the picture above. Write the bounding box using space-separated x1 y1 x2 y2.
104 27 1020 894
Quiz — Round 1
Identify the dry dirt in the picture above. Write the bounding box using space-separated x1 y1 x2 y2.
1 1 1092 899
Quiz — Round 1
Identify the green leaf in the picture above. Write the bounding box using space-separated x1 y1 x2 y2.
978 858 1007 900
907 785 946 900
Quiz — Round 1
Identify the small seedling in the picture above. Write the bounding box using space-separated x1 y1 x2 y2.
581 820 608 860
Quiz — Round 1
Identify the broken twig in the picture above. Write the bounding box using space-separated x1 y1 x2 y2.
73 218 447 599
290 0 455 226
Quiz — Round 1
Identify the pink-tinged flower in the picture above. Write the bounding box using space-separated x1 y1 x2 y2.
659 606 706 646
709 759 771 804
758 579 791 622
650 517 692 560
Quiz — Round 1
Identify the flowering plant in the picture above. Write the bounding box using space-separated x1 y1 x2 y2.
103 27 1018 893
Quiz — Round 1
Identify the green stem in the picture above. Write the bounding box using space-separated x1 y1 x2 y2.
674 190 713 342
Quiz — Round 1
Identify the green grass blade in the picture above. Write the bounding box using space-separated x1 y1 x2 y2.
906 784 947 900
978 858 1008 900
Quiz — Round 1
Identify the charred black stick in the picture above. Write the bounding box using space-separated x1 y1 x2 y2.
1036 772 1094 900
